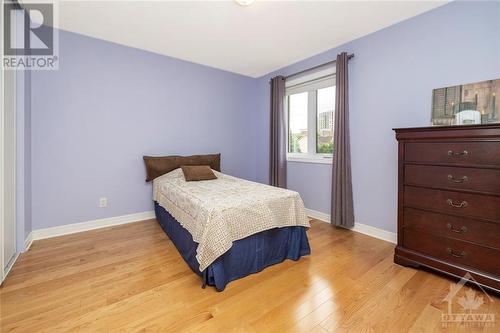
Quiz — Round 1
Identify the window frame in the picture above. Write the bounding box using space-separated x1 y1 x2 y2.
285 70 335 164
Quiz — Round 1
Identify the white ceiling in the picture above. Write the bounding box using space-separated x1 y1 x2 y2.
27 0 448 77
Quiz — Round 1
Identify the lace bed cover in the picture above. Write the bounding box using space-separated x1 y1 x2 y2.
153 169 310 271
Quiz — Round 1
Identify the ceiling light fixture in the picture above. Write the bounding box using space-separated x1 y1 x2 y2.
235 0 255 6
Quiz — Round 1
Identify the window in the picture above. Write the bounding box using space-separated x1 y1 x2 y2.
286 74 335 163
288 92 308 154
317 86 335 154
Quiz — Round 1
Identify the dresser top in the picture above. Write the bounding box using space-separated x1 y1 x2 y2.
393 123 500 132
394 123 500 140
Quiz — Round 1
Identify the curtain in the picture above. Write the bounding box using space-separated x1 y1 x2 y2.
331 52 354 228
269 76 287 188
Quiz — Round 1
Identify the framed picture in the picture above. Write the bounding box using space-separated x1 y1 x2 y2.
431 79 499 126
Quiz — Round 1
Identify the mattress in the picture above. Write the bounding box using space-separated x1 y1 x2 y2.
153 168 310 271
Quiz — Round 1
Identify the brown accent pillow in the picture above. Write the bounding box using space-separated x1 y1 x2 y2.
143 153 221 182
181 165 217 181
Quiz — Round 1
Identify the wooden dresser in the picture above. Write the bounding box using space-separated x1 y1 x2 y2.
394 124 500 292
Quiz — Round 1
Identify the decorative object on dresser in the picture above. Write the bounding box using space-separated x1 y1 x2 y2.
394 124 500 293
431 79 499 126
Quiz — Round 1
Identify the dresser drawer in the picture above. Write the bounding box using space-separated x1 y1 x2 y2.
403 229 500 276
405 165 500 194
404 208 500 249
405 142 500 167
404 186 500 221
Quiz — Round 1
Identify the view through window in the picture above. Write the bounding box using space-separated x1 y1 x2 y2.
288 92 308 153
287 76 335 161
317 86 335 154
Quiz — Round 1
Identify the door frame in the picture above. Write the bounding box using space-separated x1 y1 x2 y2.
1 0 5 284
0 2 18 284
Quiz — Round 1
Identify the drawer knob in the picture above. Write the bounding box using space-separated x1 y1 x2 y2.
446 199 468 208
447 175 469 183
448 150 468 157
446 247 466 258
446 223 467 233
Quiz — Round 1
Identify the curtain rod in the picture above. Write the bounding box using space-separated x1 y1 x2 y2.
284 53 354 80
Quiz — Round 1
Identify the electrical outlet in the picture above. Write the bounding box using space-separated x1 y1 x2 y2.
99 197 107 208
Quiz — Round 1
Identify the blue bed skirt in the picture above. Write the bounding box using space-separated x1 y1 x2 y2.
154 202 311 291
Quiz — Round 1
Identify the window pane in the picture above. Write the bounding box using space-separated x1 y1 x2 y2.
288 92 308 153
317 86 335 154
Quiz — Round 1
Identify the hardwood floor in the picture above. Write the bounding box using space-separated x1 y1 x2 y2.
1 220 498 332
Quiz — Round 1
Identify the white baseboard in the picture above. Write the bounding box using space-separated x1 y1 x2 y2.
2 251 20 284
32 210 155 241
306 208 397 244
306 208 331 223
27 207 394 247
24 232 33 252
351 222 397 244
1 233 34 284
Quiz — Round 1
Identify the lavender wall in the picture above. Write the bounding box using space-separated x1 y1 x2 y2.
29 1 499 233
31 30 258 229
255 1 500 232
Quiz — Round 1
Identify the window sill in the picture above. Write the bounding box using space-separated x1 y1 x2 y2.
286 156 332 165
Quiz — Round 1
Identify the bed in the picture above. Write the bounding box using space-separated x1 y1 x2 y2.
144 154 311 291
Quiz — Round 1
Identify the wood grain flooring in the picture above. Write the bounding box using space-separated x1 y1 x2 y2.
1 219 498 332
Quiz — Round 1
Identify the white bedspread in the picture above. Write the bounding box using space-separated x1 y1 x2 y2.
153 169 310 271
